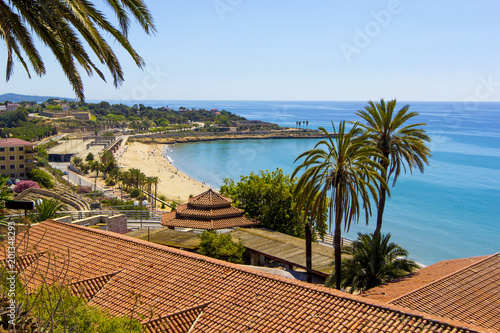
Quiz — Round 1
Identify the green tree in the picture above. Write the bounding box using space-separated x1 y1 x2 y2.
89 160 102 191
197 230 245 264
1 0 156 101
325 233 419 293
28 169 54 189
33 198 64 223
220 168 327 239
292 121 388 288
355 99 431 236
86 152 95 162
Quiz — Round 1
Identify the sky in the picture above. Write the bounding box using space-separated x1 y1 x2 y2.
1 1 500 102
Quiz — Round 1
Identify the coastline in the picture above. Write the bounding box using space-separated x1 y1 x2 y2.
119 131 325 205
119 142 207 204
128 129 328 145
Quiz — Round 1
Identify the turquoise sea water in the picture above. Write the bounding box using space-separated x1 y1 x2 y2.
125 100 500 266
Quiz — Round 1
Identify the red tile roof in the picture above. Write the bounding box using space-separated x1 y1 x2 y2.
390 254 500 331
0 138 34 146
4 220 493 333
162 189 259 230
361 255 490 302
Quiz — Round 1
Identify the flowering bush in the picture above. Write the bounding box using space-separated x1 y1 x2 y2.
76 186 92 194
13 180 40 193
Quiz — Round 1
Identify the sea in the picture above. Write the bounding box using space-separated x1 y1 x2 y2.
105 100 500 266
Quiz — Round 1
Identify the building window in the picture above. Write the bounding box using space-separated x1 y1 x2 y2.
9 147 14 152
19 172 24 177
0 147 4 152
18 147 24 152
19 164 24 169
9 156 15 161
0 165 5 170
9 165 15 169
0 156 4 161
10 173 15 178
19 155 24 160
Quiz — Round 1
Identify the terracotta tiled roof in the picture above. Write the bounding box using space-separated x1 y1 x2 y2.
188 188 232 208
162 189 260 230
3 220 492 333
0 138 33 146
142 303 207 333
163 216 259 230
71 272 119 301
362 255 490 302
390 253 500 331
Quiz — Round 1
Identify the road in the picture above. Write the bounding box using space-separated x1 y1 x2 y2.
50 161 118 198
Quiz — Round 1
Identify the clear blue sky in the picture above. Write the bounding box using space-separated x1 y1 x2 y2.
2 0 500 102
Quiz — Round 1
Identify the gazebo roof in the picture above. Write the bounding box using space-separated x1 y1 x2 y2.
161 189 259 230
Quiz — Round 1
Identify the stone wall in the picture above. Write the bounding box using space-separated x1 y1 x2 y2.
71 214 127 234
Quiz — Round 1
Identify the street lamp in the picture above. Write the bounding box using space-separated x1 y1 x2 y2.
134 199 148 229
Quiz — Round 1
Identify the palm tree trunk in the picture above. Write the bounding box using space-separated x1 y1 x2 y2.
154 184 157 210
305 222 312 283
374 162 389 237
374 184 387 237
334 188 342 290
334 216 342 290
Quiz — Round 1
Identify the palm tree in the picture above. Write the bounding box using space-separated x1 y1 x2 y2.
89 160 102 191
33 198 64 223
355 99 431 236
292 121 388 287
325 232 419 293
144 176 155 203
151 176 160 210
1 0 156 101
128 168 143 189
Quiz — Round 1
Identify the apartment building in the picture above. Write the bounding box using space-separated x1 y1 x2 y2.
0 138 36 179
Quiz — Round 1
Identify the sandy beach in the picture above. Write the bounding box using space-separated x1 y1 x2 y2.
119 142 207 203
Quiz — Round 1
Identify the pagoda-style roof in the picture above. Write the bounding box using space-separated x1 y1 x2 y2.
161 189 260 230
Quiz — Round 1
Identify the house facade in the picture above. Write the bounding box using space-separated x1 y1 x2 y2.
0 138 36 179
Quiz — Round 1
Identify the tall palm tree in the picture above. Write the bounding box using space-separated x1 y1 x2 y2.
128 168 143 189
89 160 102 191
355 99 431 236
292 121 388 288
0 0 156 101
325 232 419 293
151 176 160 210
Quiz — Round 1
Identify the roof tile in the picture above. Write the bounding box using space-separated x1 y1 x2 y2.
4 220 494 333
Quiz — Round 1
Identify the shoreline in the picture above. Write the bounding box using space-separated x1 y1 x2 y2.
119 142 208 205
128 129 329 145
119 131 324 205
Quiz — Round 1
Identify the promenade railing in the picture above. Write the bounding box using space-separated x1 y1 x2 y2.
316 232 353 248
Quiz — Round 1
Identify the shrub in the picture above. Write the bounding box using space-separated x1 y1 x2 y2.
129 188 141 198
13 180 40 193
28 169 54 189
36 156 48 167
76 186 92 194
197 230 245 264
105 177 116 186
